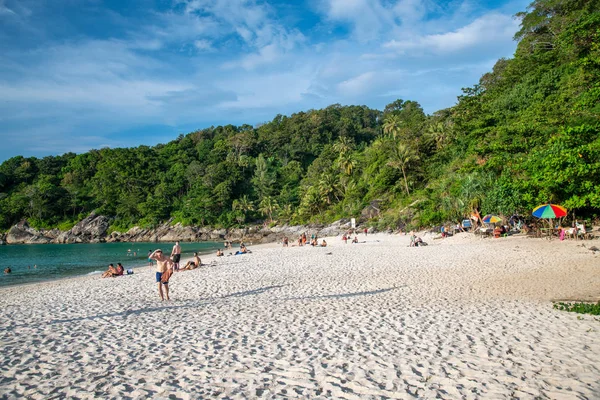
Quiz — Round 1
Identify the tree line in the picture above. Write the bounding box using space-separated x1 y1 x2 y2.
0 0 599 232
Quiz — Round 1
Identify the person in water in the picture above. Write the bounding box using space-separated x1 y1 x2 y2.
4 267 11 274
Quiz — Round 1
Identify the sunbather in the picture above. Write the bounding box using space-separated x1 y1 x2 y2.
102 264 118 278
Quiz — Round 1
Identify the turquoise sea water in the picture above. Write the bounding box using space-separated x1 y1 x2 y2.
0 241 221 288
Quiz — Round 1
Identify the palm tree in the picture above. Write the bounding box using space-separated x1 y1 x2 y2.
427 121 447 150
259 196 279 223
337 153 357 176
332 136 354 157
232 195 254 224
318 172 340 204
382 114 403 139
387 142 420 195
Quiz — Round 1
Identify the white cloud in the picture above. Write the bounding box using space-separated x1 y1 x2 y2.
337 71 376 96
384 13 519 54
0 1 15 15
321 0 393 41
0 0 527 161
194 39 213 51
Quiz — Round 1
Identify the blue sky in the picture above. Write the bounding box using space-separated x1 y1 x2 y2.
0 0 530 162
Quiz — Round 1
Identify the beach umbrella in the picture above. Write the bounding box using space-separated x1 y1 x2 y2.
532 203 567 219
482 214 502 224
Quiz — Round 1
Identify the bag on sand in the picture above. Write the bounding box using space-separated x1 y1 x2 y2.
160 268 173 283
126 269 134 275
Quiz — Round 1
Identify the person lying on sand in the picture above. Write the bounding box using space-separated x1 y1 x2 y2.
217 249 224 257
320 240 327 247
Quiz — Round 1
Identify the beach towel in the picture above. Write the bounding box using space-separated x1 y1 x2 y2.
160 268 173 283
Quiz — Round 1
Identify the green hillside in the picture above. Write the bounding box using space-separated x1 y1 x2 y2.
1 0 599 232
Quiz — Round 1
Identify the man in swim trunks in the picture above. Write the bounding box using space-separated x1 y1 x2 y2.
149 249 174 301
171 242 181 271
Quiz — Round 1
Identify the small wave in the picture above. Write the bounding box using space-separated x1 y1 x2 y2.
87 270 104 275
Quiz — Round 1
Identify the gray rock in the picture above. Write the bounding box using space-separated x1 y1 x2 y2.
69 213 110 239
6 220 54 244
361 199 382 220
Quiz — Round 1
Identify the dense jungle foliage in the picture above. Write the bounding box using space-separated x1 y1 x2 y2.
0 0 599 232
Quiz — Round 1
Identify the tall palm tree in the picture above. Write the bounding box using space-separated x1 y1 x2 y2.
259 196 279 223
387 142 420 195
232 195 254 223
318 172 340 204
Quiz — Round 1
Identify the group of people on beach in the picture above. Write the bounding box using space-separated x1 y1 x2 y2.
341 233 359 244
287 233 328 247
102 263 125 278
146 241 251 300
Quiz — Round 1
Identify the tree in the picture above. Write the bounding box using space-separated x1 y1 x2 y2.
387 142 420 195
232 195 254 224
259 196 279 222
382 114 402 139
252 154 276 202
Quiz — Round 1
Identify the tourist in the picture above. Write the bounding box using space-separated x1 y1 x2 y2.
149 249 174 301
147 250 153 266
217 249 224 257
4 267 11 274
320 240 327 247
115 263 124 276
352 236 358 243
342 234 347 244
102 264 118 278
235 244 251 255
364 227 368 236
171 241 181 271
182 252 201 270
282 237 288 247
409 232 417 247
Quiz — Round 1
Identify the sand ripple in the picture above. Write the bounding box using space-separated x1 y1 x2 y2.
1 233 599 398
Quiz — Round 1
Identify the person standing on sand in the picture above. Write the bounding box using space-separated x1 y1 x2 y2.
149 249 174 301
171 241 181 271
364 227 368 236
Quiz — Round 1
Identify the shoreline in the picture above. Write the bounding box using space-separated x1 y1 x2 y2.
0 241 224 290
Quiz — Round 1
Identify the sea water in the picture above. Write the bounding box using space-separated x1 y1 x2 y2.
0 241 222 288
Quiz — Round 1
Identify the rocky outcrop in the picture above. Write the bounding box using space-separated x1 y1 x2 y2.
361 199 382 219
5 220 54 244
3 215 366 245
56 213 110 244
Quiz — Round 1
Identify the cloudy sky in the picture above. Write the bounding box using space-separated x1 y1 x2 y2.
0 0 529 162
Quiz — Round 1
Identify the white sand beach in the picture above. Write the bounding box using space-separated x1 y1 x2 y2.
1 232 599 399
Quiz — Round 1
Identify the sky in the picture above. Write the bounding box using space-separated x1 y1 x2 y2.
0 0 530 162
